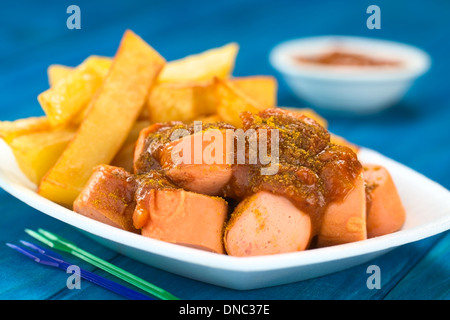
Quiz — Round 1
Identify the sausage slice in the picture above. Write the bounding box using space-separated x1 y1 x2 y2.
317 171 367 247
135 189 228 254
160 128 232 196
224 191 312 256
73 165 138 232
363 164 406 238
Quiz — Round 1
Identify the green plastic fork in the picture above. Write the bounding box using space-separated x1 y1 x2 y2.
24 228 180 300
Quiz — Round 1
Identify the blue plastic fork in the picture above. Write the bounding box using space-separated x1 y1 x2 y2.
6 241 153 300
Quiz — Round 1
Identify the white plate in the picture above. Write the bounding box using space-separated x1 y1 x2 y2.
0 139 449 290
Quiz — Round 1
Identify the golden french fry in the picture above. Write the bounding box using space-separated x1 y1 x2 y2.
47 56 150 125
45 44 239 124
195 76 277 118
147 80 215 122
47 65 73 87
111 119 151 172
147 82 198 122
158 43 239 83
123 119 152 146
137 105 150 121
111 143 135 173
196 114 222 123
215 77 265 127
47 43 238 85
9 128 76 185
191 80 217 116
38 30 165 206
83 56 112 76
230 76 277 108
0 116 51 143
38 56 112 126
146 76 277 122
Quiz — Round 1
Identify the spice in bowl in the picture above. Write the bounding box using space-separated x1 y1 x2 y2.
294 50 402 68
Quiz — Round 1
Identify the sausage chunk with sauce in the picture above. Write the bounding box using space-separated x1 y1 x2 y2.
73 165 138 232
134 188 228 254
134 121 235 196
74 164 228 253
316 171 367 247
224 191 312 256
73 107 404 256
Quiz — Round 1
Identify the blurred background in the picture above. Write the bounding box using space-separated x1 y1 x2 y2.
1 0 449 190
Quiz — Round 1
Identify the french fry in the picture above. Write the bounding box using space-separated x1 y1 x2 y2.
215 77 265 127
46 43 238 85
230 76 277 109
195 76 277 117
158 43 239 83
109 118 152 172
191 80 217 116
146 76 277 123
196 114 222 123
147 82 198 122
48 58 149 125
47 64 73 87
123 119 152 146
38 56 112 127
111 143 135 173
0 116 51 143
9 128 76 185
147 80 215 122
46 43 239 124
38 30 165 206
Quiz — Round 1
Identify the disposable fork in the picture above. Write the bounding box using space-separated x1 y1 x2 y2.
6 241 153 300
24 228 179 300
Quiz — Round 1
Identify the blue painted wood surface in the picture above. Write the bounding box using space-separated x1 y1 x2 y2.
0 0 449 300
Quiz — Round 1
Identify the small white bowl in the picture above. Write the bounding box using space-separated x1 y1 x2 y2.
269 36 431 114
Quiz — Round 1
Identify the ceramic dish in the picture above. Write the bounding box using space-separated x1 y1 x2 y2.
269 36 431 114
0 139 449 290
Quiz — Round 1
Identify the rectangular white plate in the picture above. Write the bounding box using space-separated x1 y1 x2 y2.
0 139 449 290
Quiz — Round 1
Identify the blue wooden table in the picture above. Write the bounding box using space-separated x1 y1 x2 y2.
0 0 449 300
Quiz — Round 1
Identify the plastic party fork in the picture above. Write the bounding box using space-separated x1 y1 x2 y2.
24 228 180 300
6 241 153 300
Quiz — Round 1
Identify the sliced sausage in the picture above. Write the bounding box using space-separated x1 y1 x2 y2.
73 165 138 233
160 128 232 196
363 164 406 238
224 191 312 257
316 171 367 247
133 121 186 174
135 189 228 254
164 165 232 196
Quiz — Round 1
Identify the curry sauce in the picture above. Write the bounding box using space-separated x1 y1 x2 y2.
295 50 401 67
